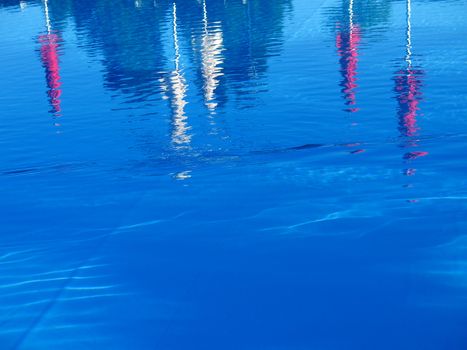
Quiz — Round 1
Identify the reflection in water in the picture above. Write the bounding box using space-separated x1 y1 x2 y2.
62 0 170 99
336 0 360 113
393 0 428 177
38 0 62 119
0 0 25 9
2 0 467 348
328 0 393 31
31 0 290 109
168 2 191 148
200 0 224 114
26 0 291 160
204 0 291 107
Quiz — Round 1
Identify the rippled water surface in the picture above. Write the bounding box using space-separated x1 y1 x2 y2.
1 0 467 348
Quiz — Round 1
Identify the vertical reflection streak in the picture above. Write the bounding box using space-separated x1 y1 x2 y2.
398 0 418 138
44 0 51 33
336 0 361 113
39 0 62 120
405 0 412 66
201 0 224 114
169 2 191 148
394 0 428 179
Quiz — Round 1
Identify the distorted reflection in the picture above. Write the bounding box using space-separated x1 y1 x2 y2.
26 0 290 113
38 0 62 120
2 0 467 348
168 2 191 148
336 0 360 113
173 170 191 180
393 0 428 177
0 0 24 9
213 0 291 107
200 0 224 113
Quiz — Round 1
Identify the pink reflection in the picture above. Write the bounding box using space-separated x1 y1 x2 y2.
394 67 423 138
396 0 428 187
336 24 361 113
403 150 428 160
39 33 62 115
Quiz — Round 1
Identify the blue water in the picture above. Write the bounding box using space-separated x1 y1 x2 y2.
1 0 467 348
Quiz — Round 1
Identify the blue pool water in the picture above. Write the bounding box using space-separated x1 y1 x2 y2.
1 0 467 348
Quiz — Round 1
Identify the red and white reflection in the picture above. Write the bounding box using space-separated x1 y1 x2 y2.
394 0 428 175
336 0 361 113
39 0 62 117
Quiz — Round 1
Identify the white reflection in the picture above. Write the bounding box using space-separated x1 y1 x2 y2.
169 2 191 147
173 170 192 180
44 0 51 34
200 0 224 112
405 0 412 66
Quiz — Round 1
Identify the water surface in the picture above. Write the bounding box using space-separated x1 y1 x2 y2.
1 0 467 349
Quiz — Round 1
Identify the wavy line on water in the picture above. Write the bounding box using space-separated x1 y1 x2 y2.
0 264 108 280
0 275 106 289
259 210 381 233
0 293 129 311
7 261 111 349
7 211 186 349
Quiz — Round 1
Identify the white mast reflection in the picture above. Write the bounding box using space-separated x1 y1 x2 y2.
44 0 51 33
200 0 224 113
169 2 191 148
405 0 412 66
